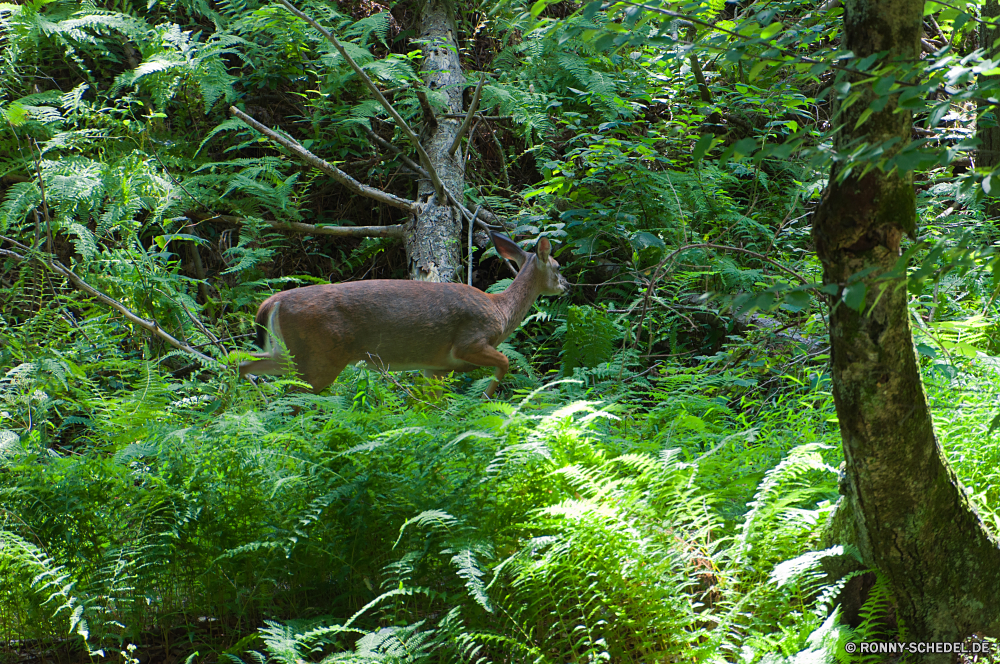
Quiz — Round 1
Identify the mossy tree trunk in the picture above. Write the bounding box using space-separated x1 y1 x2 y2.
404 0 465 282
813 0 1000 654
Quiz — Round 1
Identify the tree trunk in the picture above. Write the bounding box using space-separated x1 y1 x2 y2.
814 0 1000 654
405 0 466 282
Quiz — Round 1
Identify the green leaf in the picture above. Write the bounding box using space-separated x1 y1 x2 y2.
735 292 776 316
891 146 931 173
732 137 757 159
820 283 840 296
809 62 829 76
769 141 796 159
843 283 867 311
675 414 706 431
582 0 602 19
873 75 895 96
857 53 879 71
756 291 777 311
953 341 979 358
692 133 715 163
724 46 746 64
760 22 783 39
928 102 949 128
4 102 27 125
989 412 1000 436
783 289 811 312
630 232 665 267
854 107 874 129
154 233 206 249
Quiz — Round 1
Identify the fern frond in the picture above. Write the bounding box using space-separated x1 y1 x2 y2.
449 543 495 612
344 11 390 46
0 181 41 232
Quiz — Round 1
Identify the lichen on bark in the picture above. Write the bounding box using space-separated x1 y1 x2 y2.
406 0 466 282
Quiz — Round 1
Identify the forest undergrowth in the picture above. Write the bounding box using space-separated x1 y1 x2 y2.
6 0 1000 659
2 328 999 663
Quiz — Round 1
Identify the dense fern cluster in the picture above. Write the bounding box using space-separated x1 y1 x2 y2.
4 312 935 663
6 0 1000 659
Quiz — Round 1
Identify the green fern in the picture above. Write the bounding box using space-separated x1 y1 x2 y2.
343 11 390 47
0 181 41 232
446 542 495 613
562 305 617 376
733 442 838 569
851 573 895 657
110 24 244 112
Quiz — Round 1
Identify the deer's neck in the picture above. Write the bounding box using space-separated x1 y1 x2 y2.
492 260 540 340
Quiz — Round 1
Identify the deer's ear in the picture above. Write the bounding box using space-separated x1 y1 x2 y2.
536 237 551 260
491 232 528 267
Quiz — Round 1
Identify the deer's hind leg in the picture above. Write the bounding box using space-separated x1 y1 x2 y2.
239 354 286 378
300 361 348 394
452 345 509 398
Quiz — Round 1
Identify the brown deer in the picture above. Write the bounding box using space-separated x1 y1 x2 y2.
239 233 568 396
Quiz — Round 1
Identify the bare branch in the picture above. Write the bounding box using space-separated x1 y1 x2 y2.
464 117 482 170
415 89 438 129
191 212 405 239
185 224 213 305
229 107 417 213
441 114 507 120
465 204 491 283
485 123 510 189
381 83 417 95
436 182 499 235
364 126 429 177
0 239 218 365
31 140 53 255
256 219 406 239
449 74 487 157
175 293 228 357
277 0 447 201
221 111 492 242
362 126 497 231
657 242 809 284
685 25 712 103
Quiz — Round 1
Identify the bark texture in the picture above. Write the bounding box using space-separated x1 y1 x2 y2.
815 0 1000 654
980 0 1000 218
405 0 465 282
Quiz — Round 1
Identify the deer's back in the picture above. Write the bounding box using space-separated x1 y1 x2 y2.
265 280 503 368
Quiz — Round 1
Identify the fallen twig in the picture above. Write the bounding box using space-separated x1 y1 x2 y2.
1 237 218 366
190 212 405 239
